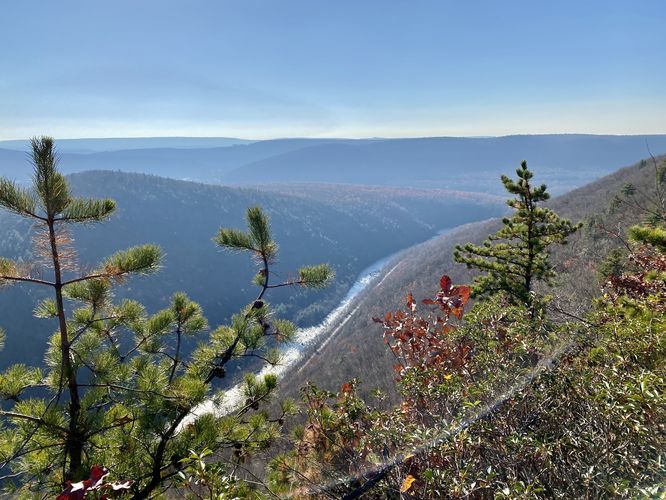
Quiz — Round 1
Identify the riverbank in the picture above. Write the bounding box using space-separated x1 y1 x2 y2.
180 227 456 427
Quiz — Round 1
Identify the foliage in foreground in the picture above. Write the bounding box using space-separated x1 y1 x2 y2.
269 164 664 498
271 233 664 498
1 143 663 498
0 137 333 497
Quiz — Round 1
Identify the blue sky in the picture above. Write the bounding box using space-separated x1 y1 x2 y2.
1 1 664 139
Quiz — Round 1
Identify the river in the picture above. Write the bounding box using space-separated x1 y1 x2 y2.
181 228 452 425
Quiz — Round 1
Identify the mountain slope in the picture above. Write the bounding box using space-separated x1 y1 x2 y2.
280 155 662 399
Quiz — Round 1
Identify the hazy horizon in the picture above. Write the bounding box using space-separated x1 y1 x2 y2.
2 1 665 140
2 132 666 144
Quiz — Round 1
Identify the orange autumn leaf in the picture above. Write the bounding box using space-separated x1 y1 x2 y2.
400 474 416 492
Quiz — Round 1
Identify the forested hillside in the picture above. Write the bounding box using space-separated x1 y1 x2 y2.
269 155 665 498
0 170 502 369
280 156 663 399
3 0 664 495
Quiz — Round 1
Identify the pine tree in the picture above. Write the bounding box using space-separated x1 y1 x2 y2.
0 137 333 497
0 137 159 482
453 161 580 313
610 154 666 228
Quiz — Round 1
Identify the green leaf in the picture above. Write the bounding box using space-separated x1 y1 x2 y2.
273 319 296 342
0 179 37 217
214 228 255 252
59 197 116 222
147 309 176 337
246 206 275 257
101 244 162 278
64 278 111 305
215 207 278 262
0 258 19 286
628 225 666 252
34 298 58 318
298 264 334 288
0 364 42 400
171 293 208 334
31 136 71 216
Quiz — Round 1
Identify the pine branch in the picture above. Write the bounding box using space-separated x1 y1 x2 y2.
56 197 116 222
62 244 162 286
0 274 55 287
0 410 68 434
0 179 42 219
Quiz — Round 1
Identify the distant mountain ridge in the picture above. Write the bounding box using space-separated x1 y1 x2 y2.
223 134 666 194
1 135 665 194
0 138 363 183
0 137 253 153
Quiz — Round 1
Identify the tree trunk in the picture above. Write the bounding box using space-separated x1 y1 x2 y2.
48 220 84 480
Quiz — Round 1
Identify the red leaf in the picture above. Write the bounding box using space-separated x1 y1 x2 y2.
452 285 471 306
440 274 452 292
90 465 108 482
58 466 131 499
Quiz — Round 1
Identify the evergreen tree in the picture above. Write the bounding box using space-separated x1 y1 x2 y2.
0 137 159 482
453 161 580 312
0 137 333 497
610 155 666 228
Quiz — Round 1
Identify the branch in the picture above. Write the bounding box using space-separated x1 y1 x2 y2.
69 313 118 345
205 251 271 384
0 441 64 474
266 279 304 289
237 352 277 365
0 275 54 287
61 273 109 286
235 391 271 418
0 410 68 434
85 416 135 438
78 383 178 400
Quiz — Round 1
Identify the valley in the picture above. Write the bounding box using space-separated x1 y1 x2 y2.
0 170 503 371
2 3 664 495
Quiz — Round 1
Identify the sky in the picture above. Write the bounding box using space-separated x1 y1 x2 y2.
1 0 665 140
